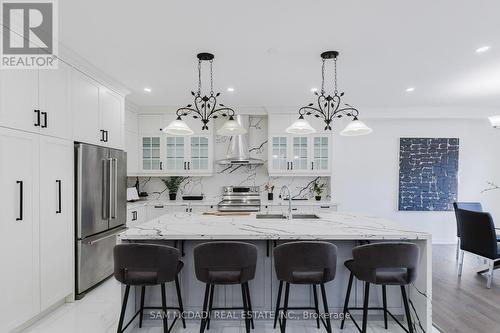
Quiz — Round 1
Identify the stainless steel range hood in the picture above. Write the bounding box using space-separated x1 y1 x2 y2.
217 115 264 166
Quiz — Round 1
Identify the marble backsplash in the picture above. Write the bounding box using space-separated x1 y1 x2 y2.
127 116 331 202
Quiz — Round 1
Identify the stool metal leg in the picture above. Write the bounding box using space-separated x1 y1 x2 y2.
401 286 414 333
340 272 354 330
139 286 145 328
161 283 169 333
207 284 214 330
382 285 388 329
312 284 320 329
244 282 255 329
273 281 283 329
117 285 130 333
320 284 332 333
362 282 370 333
200 283 210 333
280 282 290 333
175 276 186 329
241 284 251 333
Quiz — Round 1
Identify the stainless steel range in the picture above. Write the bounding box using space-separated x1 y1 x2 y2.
218 186 261 212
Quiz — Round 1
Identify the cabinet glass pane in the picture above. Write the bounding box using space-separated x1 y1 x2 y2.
190 136 209 170
272 136 288 170
313 136 329 170
142 136 161 170
292 136 308 170
166 136 185 170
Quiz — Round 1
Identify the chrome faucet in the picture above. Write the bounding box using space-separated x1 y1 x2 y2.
279 185 292 220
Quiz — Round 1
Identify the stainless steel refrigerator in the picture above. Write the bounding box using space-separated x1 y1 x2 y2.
75 143 127 298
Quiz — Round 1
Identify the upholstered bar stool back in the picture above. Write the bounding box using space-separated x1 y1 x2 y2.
341 242 420 333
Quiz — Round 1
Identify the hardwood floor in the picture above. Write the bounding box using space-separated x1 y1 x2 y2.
432 245 500 333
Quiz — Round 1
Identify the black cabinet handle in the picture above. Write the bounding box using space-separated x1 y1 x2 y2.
100 130 104 142
132 211 137 221
311 162 314 170
104 130 108 142
286 162 289 170
16 181 23 221
34 110 40 127
160 162 163 170
188 162 190 170
41 112 47 128
290 162 293 170
184 162 186 170
56 180 62 213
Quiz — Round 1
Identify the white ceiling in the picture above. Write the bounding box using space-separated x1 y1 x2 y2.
60 0 500 112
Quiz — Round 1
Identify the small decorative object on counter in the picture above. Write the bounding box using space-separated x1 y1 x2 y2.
265 184 275 201
312 179 326 201
162 176 187 201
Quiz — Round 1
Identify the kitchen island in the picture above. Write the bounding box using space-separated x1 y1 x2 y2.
118 211 431 332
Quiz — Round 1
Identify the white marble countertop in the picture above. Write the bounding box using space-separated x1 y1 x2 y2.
118 211 430 241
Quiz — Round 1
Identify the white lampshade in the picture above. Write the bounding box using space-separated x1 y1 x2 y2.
488 115 500 128
162 117 194 136
217 117 247 136
286 116 316 134
340 118 373 136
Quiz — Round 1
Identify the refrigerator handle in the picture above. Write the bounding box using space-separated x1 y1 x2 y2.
102 159 108 220
108 158 113 220
112 158 117 219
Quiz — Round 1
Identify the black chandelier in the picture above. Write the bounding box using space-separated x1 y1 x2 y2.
288 51 371 135
165 53 243 134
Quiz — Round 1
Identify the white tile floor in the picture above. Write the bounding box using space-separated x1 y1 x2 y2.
23 279 440 333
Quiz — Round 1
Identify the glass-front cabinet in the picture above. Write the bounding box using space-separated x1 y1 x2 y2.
268 134 331 176
140 136 162 172
165 136 185 171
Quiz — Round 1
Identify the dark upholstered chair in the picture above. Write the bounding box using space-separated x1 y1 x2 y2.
113 243 185 333
273 241 338 333
456 208 500 288
341 242 420 333
194 241 258 333
453 202 484 260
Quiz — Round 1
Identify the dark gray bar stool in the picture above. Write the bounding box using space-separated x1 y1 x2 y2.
194 241 258 333
273 241 338 333
114 243 186 333
340 242 420 333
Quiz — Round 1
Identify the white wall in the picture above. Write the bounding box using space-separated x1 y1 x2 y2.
332 117 500 244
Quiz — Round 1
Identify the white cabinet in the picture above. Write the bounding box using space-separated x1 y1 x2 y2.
38 62 72 139
39 136 73 311
125 130 139 174
127 206 146 227
71 70 124 149
268 114 332 176
0 70 38 134
0 128 40 332
0 128 73 332
0 64 71 139
71 70 100 144
165 134 213 175
100 88 124 149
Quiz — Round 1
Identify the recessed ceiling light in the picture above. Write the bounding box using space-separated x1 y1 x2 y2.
227 87 235 92
405 87 415 92
476 46 491 53
310 87 318 92
143 87 152 93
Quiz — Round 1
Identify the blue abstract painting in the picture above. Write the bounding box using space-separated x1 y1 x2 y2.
398 138 459 211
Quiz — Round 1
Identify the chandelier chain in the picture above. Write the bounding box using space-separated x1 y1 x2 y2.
321 59 325 94
333 56 338 94
210 60 214 95
197 60 202 95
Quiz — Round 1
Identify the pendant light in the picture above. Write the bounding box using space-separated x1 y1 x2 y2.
163 52 246 136
287 51 372 136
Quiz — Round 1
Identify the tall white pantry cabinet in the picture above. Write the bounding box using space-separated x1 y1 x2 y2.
0 59 126 332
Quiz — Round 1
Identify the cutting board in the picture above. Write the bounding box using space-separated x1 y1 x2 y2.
203 212 252 216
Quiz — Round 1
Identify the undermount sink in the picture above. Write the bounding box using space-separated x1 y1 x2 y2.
256 214 286 219
255 214 320 220
292 214 320 219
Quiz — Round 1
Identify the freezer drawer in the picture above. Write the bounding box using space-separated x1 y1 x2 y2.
76 228 124 295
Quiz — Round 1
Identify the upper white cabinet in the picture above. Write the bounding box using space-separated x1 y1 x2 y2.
268 114 332 176
100 88 124 149
0 63 72 139
71 70 124 149
135 114 214 176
